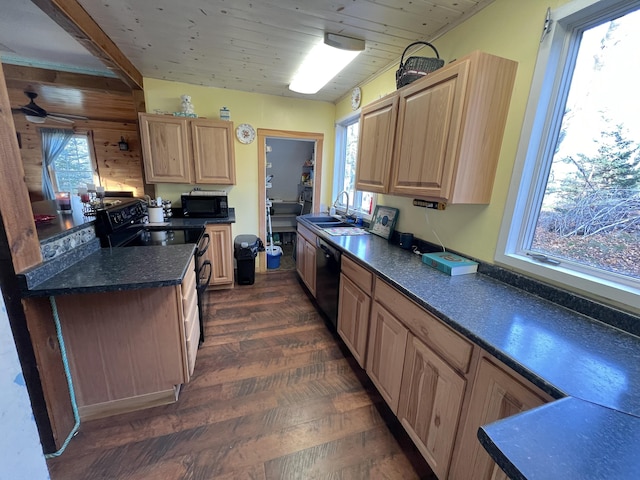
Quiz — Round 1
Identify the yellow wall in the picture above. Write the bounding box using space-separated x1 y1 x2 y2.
336 0 567 262
143 0 570 260
142 78 336 240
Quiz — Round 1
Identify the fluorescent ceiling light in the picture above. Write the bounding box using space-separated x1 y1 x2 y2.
289 33 364 95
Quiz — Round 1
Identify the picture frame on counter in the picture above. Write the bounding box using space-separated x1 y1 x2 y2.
369 205 399 240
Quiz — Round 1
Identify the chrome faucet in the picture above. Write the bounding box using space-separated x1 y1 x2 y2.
333 190 350 218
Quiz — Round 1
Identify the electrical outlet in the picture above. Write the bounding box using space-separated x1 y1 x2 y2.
413 199 446 210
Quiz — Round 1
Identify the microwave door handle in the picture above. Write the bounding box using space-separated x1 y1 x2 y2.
197 233 210 257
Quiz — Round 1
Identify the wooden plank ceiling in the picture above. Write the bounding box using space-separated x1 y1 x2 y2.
1 0 494 105
75 0 496 103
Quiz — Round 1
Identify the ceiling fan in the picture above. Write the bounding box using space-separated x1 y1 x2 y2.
12 91 88 124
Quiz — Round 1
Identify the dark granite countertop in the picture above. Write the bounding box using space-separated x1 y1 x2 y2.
22 245 196 297
33 197 95 244
298 215 640 479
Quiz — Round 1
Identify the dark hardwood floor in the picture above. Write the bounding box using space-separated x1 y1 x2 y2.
47 270 435 479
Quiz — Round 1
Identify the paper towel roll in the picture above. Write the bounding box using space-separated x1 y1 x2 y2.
148 206 164 223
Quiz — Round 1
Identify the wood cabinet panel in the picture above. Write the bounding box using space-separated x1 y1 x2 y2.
296 224 317 296
354 51 517 204
139 113 236 185
139 114 192 183
391 63 467 200
355 93 398 193
449 357 550 480
340 255 373 295
337 273 371 368
398 334 466 479
55 287 186 412
192 120 236 185
205 224 234 288
374 280 473 373
366 301 408 414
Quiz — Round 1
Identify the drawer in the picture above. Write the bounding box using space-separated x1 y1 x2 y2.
185 313 199 377
182 258 196 298
297 223 316 243
183 292 199 339
182 277 197 320
375 280 473 373
341 256 373 295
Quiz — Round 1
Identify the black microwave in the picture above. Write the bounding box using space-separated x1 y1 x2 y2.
181 192 229 218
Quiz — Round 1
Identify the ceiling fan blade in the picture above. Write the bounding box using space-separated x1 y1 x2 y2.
49 112 89 120
47 115 76 124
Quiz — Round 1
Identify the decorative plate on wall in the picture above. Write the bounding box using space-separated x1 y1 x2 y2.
351 87 362 110
235 123 256 144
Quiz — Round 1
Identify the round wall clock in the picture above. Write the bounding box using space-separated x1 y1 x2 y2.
235 123 256 144
351 87 362 110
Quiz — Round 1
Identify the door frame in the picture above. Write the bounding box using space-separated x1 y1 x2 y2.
257 129 324 273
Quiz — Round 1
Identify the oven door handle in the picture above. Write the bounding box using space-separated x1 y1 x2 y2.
197 260 212 291
196 233 210 257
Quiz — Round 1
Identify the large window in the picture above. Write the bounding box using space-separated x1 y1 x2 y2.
333 114 375 218
497 0 640 310
52 133 96 192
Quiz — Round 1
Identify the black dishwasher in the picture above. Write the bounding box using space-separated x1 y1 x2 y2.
315 238 341 329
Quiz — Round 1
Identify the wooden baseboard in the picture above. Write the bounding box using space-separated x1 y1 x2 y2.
78 386 180 421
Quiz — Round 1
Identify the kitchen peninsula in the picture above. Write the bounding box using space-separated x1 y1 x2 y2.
297 214 640 480
19 205 236 425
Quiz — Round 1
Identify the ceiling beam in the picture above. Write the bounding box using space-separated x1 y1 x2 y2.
3 64 132 94
30 0 143 90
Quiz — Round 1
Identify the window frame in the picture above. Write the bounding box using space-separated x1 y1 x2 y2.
496 0 640 312
333 112 376 219
50 131 98 193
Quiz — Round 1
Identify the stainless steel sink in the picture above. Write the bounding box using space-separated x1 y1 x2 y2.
305 216 345 224
312 221 352 228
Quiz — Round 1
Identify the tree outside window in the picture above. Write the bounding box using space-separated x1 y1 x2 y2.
530 10 640 280
52 134 96 193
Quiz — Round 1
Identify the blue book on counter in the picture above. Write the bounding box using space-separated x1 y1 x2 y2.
422 252 478 276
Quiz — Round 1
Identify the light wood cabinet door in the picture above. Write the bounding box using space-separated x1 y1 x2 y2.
355 93 399 193
296 224 317 296
398 334 466 479
191 119 236 185
302 239 316 296
390 60 468 200
366 301 408 414
449 357 549 480
139 114 192 183
337 273 371 368
390 51 517 204
205 224 234 288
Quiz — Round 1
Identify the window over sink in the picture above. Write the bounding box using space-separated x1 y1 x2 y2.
333 113 375 219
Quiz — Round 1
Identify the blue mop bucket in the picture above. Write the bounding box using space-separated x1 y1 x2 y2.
266 245 283 269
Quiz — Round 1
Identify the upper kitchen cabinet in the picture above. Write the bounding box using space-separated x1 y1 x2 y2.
355 93 399 193
355 51 517 204
391 51 517 203
139 113 236 185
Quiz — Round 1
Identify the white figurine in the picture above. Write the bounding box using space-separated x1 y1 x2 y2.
181 94 194 114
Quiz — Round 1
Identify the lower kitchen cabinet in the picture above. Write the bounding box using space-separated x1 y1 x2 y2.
337 273 371 368
449 356 551 480
52 260 199 420
398 334 466 479
337 256 373 368
205 223 234 288
366 300 409 414
296 223 317 296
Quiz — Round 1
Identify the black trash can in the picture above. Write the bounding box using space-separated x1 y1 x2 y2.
234 235 263 285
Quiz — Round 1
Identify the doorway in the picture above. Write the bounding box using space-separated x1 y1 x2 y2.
257 129 324 273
